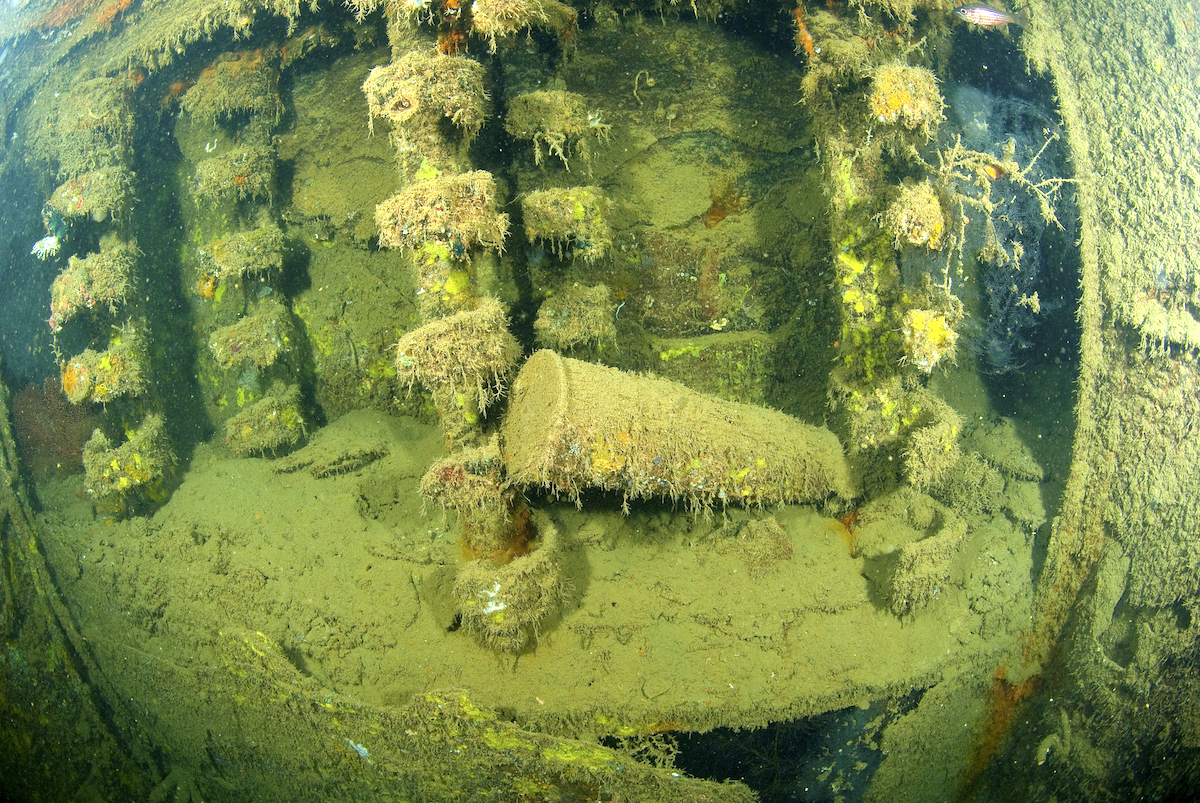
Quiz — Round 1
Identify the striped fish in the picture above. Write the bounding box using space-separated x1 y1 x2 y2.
953 5 1029 31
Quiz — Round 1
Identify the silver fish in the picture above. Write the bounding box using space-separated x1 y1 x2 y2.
953 5 1028 30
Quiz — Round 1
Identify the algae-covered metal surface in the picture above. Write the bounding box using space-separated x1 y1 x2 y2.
0 0 1197 799
1025 0 1200 351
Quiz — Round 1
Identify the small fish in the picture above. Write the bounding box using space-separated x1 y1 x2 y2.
980 162 1007 180
953 4 1029 31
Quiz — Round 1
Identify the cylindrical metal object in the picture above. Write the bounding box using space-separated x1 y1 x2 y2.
455 510 564 654
502 350 855 509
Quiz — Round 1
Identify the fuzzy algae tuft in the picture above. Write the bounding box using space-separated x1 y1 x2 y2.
534 283 617 352
375 170 508 254
454 509 567 653
198 225 285 281
420 436 513 556
471 0 578 52
521 186 612 262
180 48 282 124
869 62 944 141
48 236 136 333
208 298 292 371
60 323 149 405
505 90 610 171
889 512 967 617
82 414 174 515
363 50 487 142
395 298 521 446
223 384 306 456
901 307 959 373
883 180 947 250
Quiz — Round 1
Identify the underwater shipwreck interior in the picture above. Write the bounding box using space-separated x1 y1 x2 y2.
0 0 1198 799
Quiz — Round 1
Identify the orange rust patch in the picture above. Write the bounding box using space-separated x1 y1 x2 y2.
93 0 131 29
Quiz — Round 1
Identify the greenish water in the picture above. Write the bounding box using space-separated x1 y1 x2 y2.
0 0 1195 801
